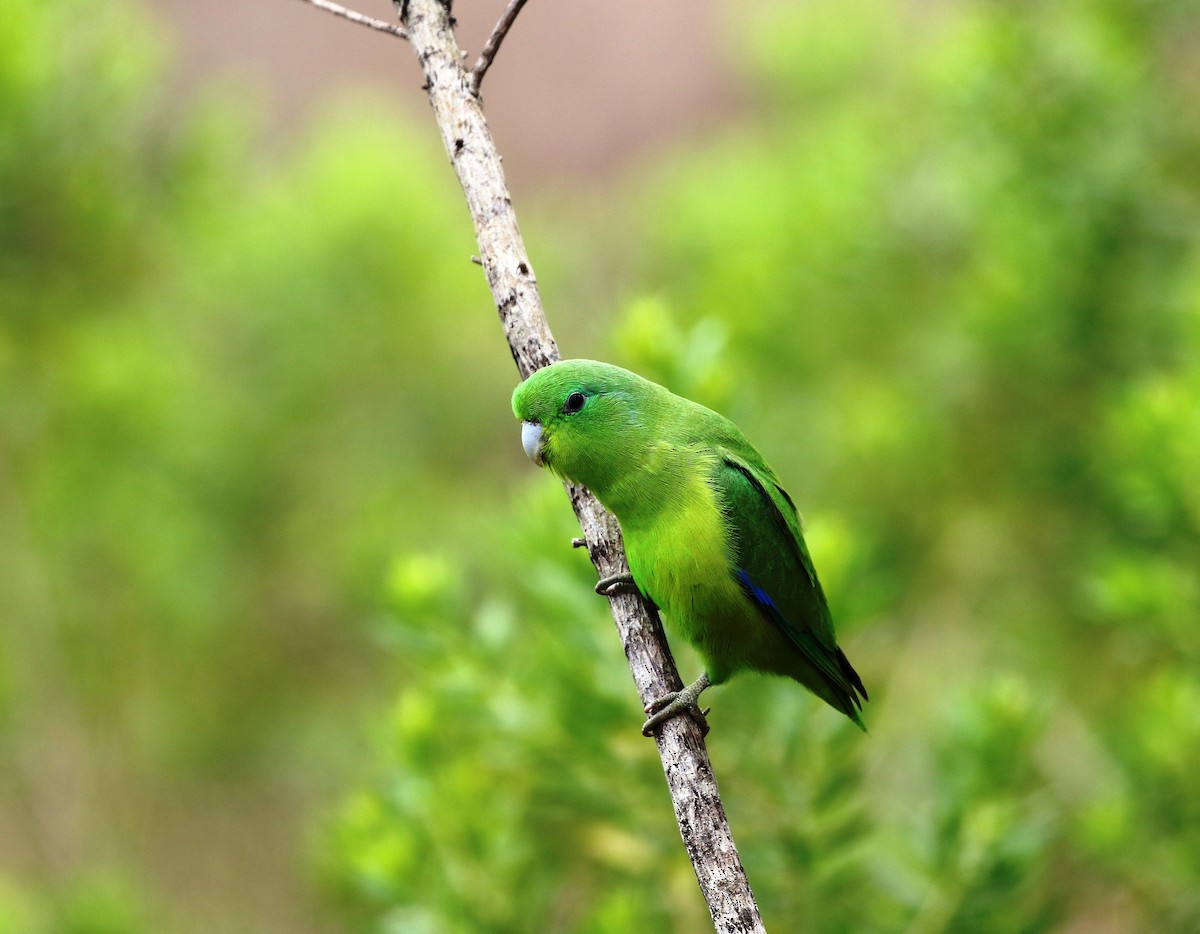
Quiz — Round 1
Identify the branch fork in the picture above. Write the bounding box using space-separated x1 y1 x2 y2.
297 0 531 95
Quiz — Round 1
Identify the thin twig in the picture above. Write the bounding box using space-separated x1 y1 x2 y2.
294 0 408 39
399 1 766 930
470 0 532 95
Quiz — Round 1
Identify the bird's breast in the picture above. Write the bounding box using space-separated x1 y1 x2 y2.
621 471 744 644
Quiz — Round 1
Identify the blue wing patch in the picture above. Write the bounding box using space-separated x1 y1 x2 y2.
735 568 776 609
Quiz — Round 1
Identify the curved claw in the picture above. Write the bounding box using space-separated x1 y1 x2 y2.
642 699 711 737
640 673 713 737
595 573 639 597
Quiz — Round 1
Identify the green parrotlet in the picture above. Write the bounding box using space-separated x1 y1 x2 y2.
512 359 867 736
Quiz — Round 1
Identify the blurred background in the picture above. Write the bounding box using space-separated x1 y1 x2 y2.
2 0 1199 930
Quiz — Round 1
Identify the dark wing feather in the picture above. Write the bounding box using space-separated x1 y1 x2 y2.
718 453 868 713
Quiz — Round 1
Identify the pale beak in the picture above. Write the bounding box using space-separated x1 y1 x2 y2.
521 420 544 465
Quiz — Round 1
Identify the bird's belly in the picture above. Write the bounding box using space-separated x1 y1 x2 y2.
622 489 750 678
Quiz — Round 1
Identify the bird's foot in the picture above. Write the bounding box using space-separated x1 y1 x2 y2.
642 673 712 737
595 572 639 598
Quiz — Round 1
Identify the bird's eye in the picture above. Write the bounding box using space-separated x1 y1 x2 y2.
564 391 586 413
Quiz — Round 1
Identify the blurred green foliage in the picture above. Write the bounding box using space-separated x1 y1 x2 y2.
1 0 1198 931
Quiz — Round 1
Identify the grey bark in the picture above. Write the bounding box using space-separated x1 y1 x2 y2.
398 1 766 929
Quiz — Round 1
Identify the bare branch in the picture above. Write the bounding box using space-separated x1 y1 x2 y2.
470 0 532 95
396 1 767 930
294 0 408 39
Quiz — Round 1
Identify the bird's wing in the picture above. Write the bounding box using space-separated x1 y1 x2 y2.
715 450 868 710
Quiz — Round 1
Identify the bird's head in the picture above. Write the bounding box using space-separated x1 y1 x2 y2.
511 359 655 494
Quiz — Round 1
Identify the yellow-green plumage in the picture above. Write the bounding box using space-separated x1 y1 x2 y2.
512 359 867 732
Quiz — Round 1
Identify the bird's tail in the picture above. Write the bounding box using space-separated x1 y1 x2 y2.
832 647 869 732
